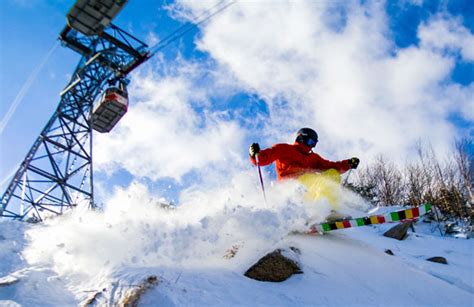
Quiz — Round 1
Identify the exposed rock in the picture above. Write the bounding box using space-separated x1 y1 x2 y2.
80 288 106 307
426 256 448 265
224 243 243 259
244 249 303 282
384 249 394 256
120 275 158 307
383 221 413 240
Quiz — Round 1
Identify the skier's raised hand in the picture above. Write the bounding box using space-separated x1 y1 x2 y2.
249 143 260 157
348 157 360 169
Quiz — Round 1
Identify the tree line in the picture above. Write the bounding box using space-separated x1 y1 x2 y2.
349 140 473 224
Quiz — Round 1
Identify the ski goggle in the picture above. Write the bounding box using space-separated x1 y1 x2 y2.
303 136 317 147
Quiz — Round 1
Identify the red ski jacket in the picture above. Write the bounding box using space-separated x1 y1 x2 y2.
250 142 351 181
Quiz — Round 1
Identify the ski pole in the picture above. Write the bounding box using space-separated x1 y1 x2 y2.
255 154 267 204
343 169 353 186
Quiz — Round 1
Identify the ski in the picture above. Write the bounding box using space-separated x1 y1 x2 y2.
307 203 432 234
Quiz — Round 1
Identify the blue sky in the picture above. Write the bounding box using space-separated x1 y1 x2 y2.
1 0 473 205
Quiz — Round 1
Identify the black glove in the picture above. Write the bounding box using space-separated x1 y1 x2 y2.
348 157 360 169
249 143 260 158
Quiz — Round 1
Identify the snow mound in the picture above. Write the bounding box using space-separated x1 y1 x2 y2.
10 173 472 306
23 174 367 282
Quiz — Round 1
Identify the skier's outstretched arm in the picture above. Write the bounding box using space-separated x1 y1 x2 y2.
310 154 359 173
249 143 282 166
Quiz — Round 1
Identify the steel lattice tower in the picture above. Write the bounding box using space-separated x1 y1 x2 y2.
1 0 149 221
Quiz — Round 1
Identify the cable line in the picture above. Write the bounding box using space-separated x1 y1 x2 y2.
149 0 236 56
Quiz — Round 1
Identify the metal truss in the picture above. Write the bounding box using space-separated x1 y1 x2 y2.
1 24 148 221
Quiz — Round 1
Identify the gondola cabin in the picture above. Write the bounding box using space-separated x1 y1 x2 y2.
91 87 128 133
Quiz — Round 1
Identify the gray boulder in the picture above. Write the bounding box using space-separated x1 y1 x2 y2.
383 221 413 240
426 256 448 264
244 249 302 282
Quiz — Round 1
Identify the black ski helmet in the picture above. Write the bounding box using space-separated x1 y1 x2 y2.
295 128 318 147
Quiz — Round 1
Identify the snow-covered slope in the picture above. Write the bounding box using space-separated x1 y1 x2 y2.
0 181 472 306
120 226 472 307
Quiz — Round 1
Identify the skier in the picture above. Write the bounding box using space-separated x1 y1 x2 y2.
249 127 359 181
249 127 359 216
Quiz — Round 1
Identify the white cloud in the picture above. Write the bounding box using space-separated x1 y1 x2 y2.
95 1 472 190
179 1 472 161
443 83 474 122
94 58 245 182
419 16 474 61
146 31 159 46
